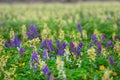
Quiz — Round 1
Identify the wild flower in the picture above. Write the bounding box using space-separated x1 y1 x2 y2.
109 57 114 64
101 34 105 42
56 40 67 56
0 36 4 52
70 42 83 58
107 41 114 49
97 42 102 53
19 48 25 56
41 39 54 52
42 65 50 78
87 47 96 61
26 24 39 40
5 35 22 48
114 35 119 41
10 28 14 40
22 25 27 40
101 69 112 80
114 40 120 57
41 23 51 40
42 49 49 59
56 56 66 80
99 65 105 70
30 51 39 72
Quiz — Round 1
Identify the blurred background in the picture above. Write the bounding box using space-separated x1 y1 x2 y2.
0 0 120 3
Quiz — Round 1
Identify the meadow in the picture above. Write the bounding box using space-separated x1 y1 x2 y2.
0 2 120 80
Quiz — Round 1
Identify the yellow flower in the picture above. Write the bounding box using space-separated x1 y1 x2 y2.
73 55 76 60
113 72 117 76
87 47 96 61
99 65 105 70
19 62 25 67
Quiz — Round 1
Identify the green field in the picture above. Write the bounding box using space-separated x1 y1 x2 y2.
0 3 120 80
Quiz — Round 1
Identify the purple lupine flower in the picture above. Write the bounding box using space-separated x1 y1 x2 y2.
47 40 54 51
109 57 114 64
97 42 102 53
56 40 66 56
76 42 83 57
62 42 67 50
58 49 63 56
70 42 75 52
41 39 47 47
77 23 82 33
107 41 114 49
30 51 39 72
5 35 22 48
56 39 60 48
42 49 48 59
88 41 94 48
101 34 105 42
91 34 97 42
5 41 10 48
19 48 25 56
76 42 83 51
42 65 50 76
27 24 39 40
114 35 119 41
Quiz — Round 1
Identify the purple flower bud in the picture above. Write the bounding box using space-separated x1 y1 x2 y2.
107 41 114 49
76 42 83 51
70 42 75 52
19 48 25 56
114 35 119 41
62 42 67 50
41 39 47 47
91 34 97 42
77 23 82 33
27 24 39 40
47 40 54 51
30 51 39 72
5 41 10 48
97 42 102 53
42 49 48 59
109 57 114 64
101 34 105 41
42 65 50 76
56 39 60 48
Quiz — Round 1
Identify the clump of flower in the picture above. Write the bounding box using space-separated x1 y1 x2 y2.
101 69 112 80
5 35 22 48
42 49 49 60
94 29 101 41
22 25 27 40
30 50 39 72
114 40 120 57
77 23 83 39
56 56 66 80
26 24 39 40
10 28 14 40
109 57 114 64
27 37 40 48
58 25 64 40
41 39 54 52
82 30 87 39
56 40 67 56
70 41 83 60
0 35 4 52
88 34 97 48
97 42 102 53
87 47 96 61
107 41 114 49
41 23 51 40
